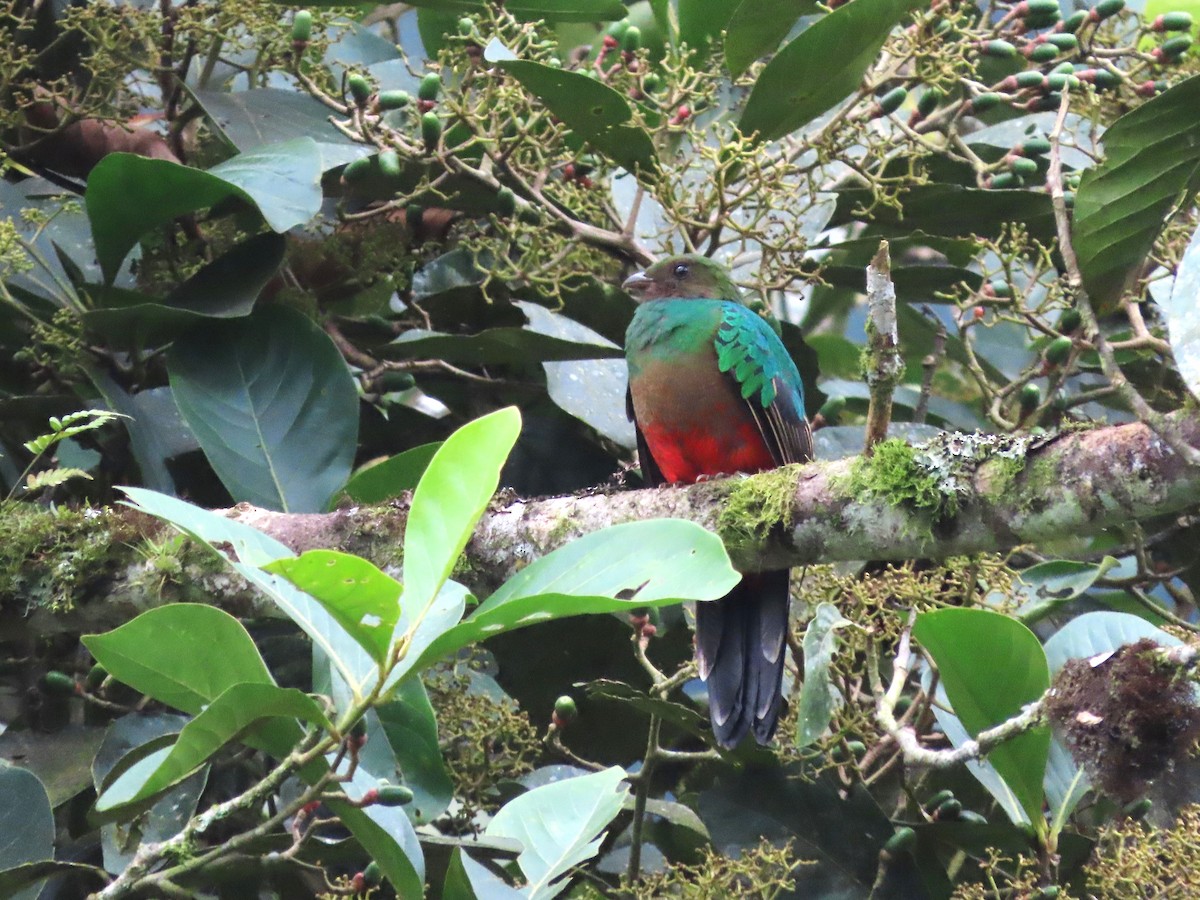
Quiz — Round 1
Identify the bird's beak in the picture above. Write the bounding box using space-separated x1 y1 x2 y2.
623 270 652 298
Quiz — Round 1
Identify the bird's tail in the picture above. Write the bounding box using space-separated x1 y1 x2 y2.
695 570 790 749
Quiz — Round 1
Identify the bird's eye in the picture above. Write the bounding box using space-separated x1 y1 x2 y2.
673 263 689 278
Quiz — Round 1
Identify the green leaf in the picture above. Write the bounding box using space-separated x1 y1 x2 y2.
344 442 442 503
405 0 626 22
1043 610 1183 674
486 765 629 899
1167 220 1200 403
0 764 54 900
725 0 820 76
488 45 659 175
913 608 1051 827
381 325 624 366
1075 75 1200 314
168 305 359 513
194 89 368 163
119 488 380 699
1015 557 1119 624
0 862 108 898
402 407 521 615
444 848 525 900
86 142 320 283
584 679 710 739
371 680 454 825
97 685 331 812
412 519 740 670
796 603 852 747
82 604 274 714
265 551 402 664
678 0 741 60
739 0 920 143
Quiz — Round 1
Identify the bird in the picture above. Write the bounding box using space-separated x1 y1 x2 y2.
623 253 813 749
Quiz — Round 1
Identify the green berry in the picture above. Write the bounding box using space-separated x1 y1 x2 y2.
1063 190 1074 208
1015 70 1046 88
378 370 415 392
971 92 1005 112
84 664 107 691
554 695 578 723
1061 9 1088 31
1020 382 1042 410
991 172 1021 188
917 87 943 116
1093 68 1121 88
982 39 1018 57
882 827 917 858
622 25 641 53
40 671 75 696
377 149 401 178
347 73 371 106
418 72 441 102
457 16 474 35
876 86 908 116
1045 73 1081 91
1154 12 1194 31
1161 35 1193 56
421 111 442 151
1023 0 1061 18
1021 137 1052 155
606 17 630 40
1047 33 1079 51
1045 336 1073 365
1009 157 1040 177
291 10 312 43
934 798 963 820
1094 0 1125 19
643 72 662 93
1059 309 1082 332
376 785 414 806
958 810 989 825
342 157 372 182
925 789 955 811
363 862 383 887
988 279 1014 297
1122 797 1152 819
377 89 410 110
817 395 846 420
1030 43 1061 62
1034 888 1061 899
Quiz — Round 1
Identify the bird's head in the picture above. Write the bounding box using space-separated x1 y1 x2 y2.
622 254 742 303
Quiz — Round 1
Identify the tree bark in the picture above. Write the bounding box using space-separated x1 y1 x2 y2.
6 412 1200 635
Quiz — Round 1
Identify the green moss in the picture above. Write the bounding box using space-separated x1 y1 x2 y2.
846 439 954 517
716 466 802 547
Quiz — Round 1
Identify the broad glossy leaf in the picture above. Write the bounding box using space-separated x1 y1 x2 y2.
0 862 107 898
678 0 740 60
83 605 274 714
444 848 525 900
344 442 442 503
584 679 710 740
382 326 623 366
833 184 1057 243
796 603 852 747
489 47 658 175
1015 557 1118 624
97 685 331 812
371 680 454 824
87 373 192 494
406 0 625 21
120 488 380 698
486 765 629 899
725 0 820 76
914 608 1050 827
1042 610 1183 674
340 762 425 892
0 764 53 900
739 0 919 143
265 551 402 664
194 89 368 164
402 407 521 614
1167 220 1200 403
168 305 358 513
207 138 323 233
412 520 740 670
1075 75 1200 314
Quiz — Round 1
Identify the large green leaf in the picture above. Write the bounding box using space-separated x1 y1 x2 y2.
401 407 521 615
86 141 322 283
1167 220 1200 403
913 608 1051 827
381 326 624 366
725 0 820 76
370 680 454 825
739 0 920 143
795 602 852 747
678 0 741 61
1075 75 1200 314
0 764 54 900
412 519 740 670
168 305 358 513
82 604 275 714
486 766 629 899
96 685 331 812
1015 557 1118 624
265 551 402 664
488 44 658 175
444 848 525 899
406 0 626 21
343 442 442 503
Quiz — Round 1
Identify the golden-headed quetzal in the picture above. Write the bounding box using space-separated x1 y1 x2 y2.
623 254 813 748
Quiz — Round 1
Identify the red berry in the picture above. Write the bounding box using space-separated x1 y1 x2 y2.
603 34 619 49
676 105 691 120
360 788 379 805
351 872 366 893
552 711 567 728
629 612 649 628
417 99 436 113
1136 79 1158 96
641 623 658 638
563 163 576 180
579 175 594 189
974 306 985 319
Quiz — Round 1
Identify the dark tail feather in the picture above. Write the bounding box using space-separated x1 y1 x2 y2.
695 570 790 748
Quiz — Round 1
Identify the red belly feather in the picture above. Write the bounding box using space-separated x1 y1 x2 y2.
639 420 775 484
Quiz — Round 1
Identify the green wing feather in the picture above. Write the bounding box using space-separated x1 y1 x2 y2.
714 304 797 409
